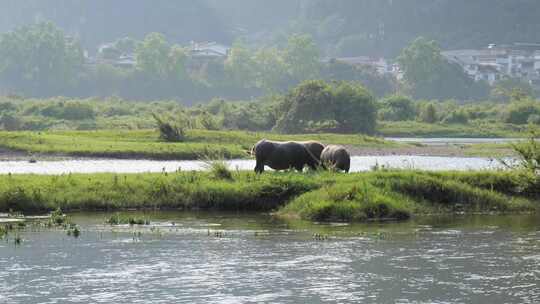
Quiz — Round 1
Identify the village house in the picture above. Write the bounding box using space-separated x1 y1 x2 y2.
442 43 540 86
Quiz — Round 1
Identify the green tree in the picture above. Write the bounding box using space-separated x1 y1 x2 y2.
0 22 83 96
491 77 535 102
379 95 417 121
135 33 170 79
397 37 488 100
253 47 288 92
418 102 438 123
274 80 377 134
168 45 189 82
321 59 397 97
332 81 377 134
224 41 256 88
505 100 540 124
283 34 321 83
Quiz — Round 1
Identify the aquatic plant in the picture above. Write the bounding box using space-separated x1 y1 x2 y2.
106 213 149 226
0 225 7 239
14 234 22 245
49 208 67 226
67 226 80 238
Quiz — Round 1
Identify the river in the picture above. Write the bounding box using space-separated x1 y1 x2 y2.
0 155 505 175
1 212 539 303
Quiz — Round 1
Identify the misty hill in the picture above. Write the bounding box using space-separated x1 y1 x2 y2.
1 0 538 57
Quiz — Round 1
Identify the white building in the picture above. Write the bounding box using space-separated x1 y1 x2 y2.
442 43 540 86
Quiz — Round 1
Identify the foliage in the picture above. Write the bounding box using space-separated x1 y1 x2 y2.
320 59 397 97
397 37 489 100
379 95 416 121
274 80 377 134
504 100 540 125
442 109 469 124
0 129 394 160
417 102 438 124
491 77 536 102
107 213 150 225
0 22 83 96
0 171 537 222
505 131 540 174
203 159 233 180
152 113 186 142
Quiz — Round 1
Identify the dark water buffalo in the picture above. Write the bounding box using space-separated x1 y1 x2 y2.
321 145 351 173
251 139 324 173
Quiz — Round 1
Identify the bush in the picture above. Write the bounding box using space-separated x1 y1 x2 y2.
417 103 438 123
505 101 540 124
152 113 185 142
442 109 469 124
274 80 377 134
41 102 96 120
0 113 22 130
203 160 233 180
379 95 416 121
527 114 540 125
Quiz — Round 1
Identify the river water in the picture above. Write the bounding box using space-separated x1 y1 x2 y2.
1 212 539 303
0 155 505 175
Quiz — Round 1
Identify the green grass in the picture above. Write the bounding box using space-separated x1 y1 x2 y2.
0 129 398 160
0 170 538 222
378 121 527 138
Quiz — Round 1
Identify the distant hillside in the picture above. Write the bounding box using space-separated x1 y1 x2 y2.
0 0 231 50
0 0 539 57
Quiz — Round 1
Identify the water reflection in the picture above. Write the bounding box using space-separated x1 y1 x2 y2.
0 213 539 303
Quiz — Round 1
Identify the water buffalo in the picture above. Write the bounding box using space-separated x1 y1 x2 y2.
321 145 351 173
251 139 324 173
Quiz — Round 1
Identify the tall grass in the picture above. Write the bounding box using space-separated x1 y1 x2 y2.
0 170 538 222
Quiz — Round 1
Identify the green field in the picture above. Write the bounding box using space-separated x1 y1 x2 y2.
378 121 528 138
1 170 538 222
0 129 398 160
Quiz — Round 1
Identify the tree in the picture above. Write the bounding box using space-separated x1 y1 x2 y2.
135 33 170 79
332 81 377 134
274 80 333 133
491 77 536 102
321 59 398 97
283 34 321 83
0 22 84 96
224 41 256 88
379 95 416 121
397 37 488 100
418 103 438 123
253 47 288 92
274 80 377 134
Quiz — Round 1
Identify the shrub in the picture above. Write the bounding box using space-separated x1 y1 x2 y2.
379 95 416 121
274 80 377 134
505 101 540 124
527 114 540 125
41 102 95 120
417 103 438 123
152 113 185 142
0 113 22 130
203 160 233 180
442 109 469 124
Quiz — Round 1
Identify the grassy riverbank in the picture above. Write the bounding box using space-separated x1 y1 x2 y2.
378 121 527 138
1 170 538 222
0 129 396 160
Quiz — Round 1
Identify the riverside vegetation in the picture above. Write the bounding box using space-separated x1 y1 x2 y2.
0 169 538 223
0 129 393 160
0 133 538 223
